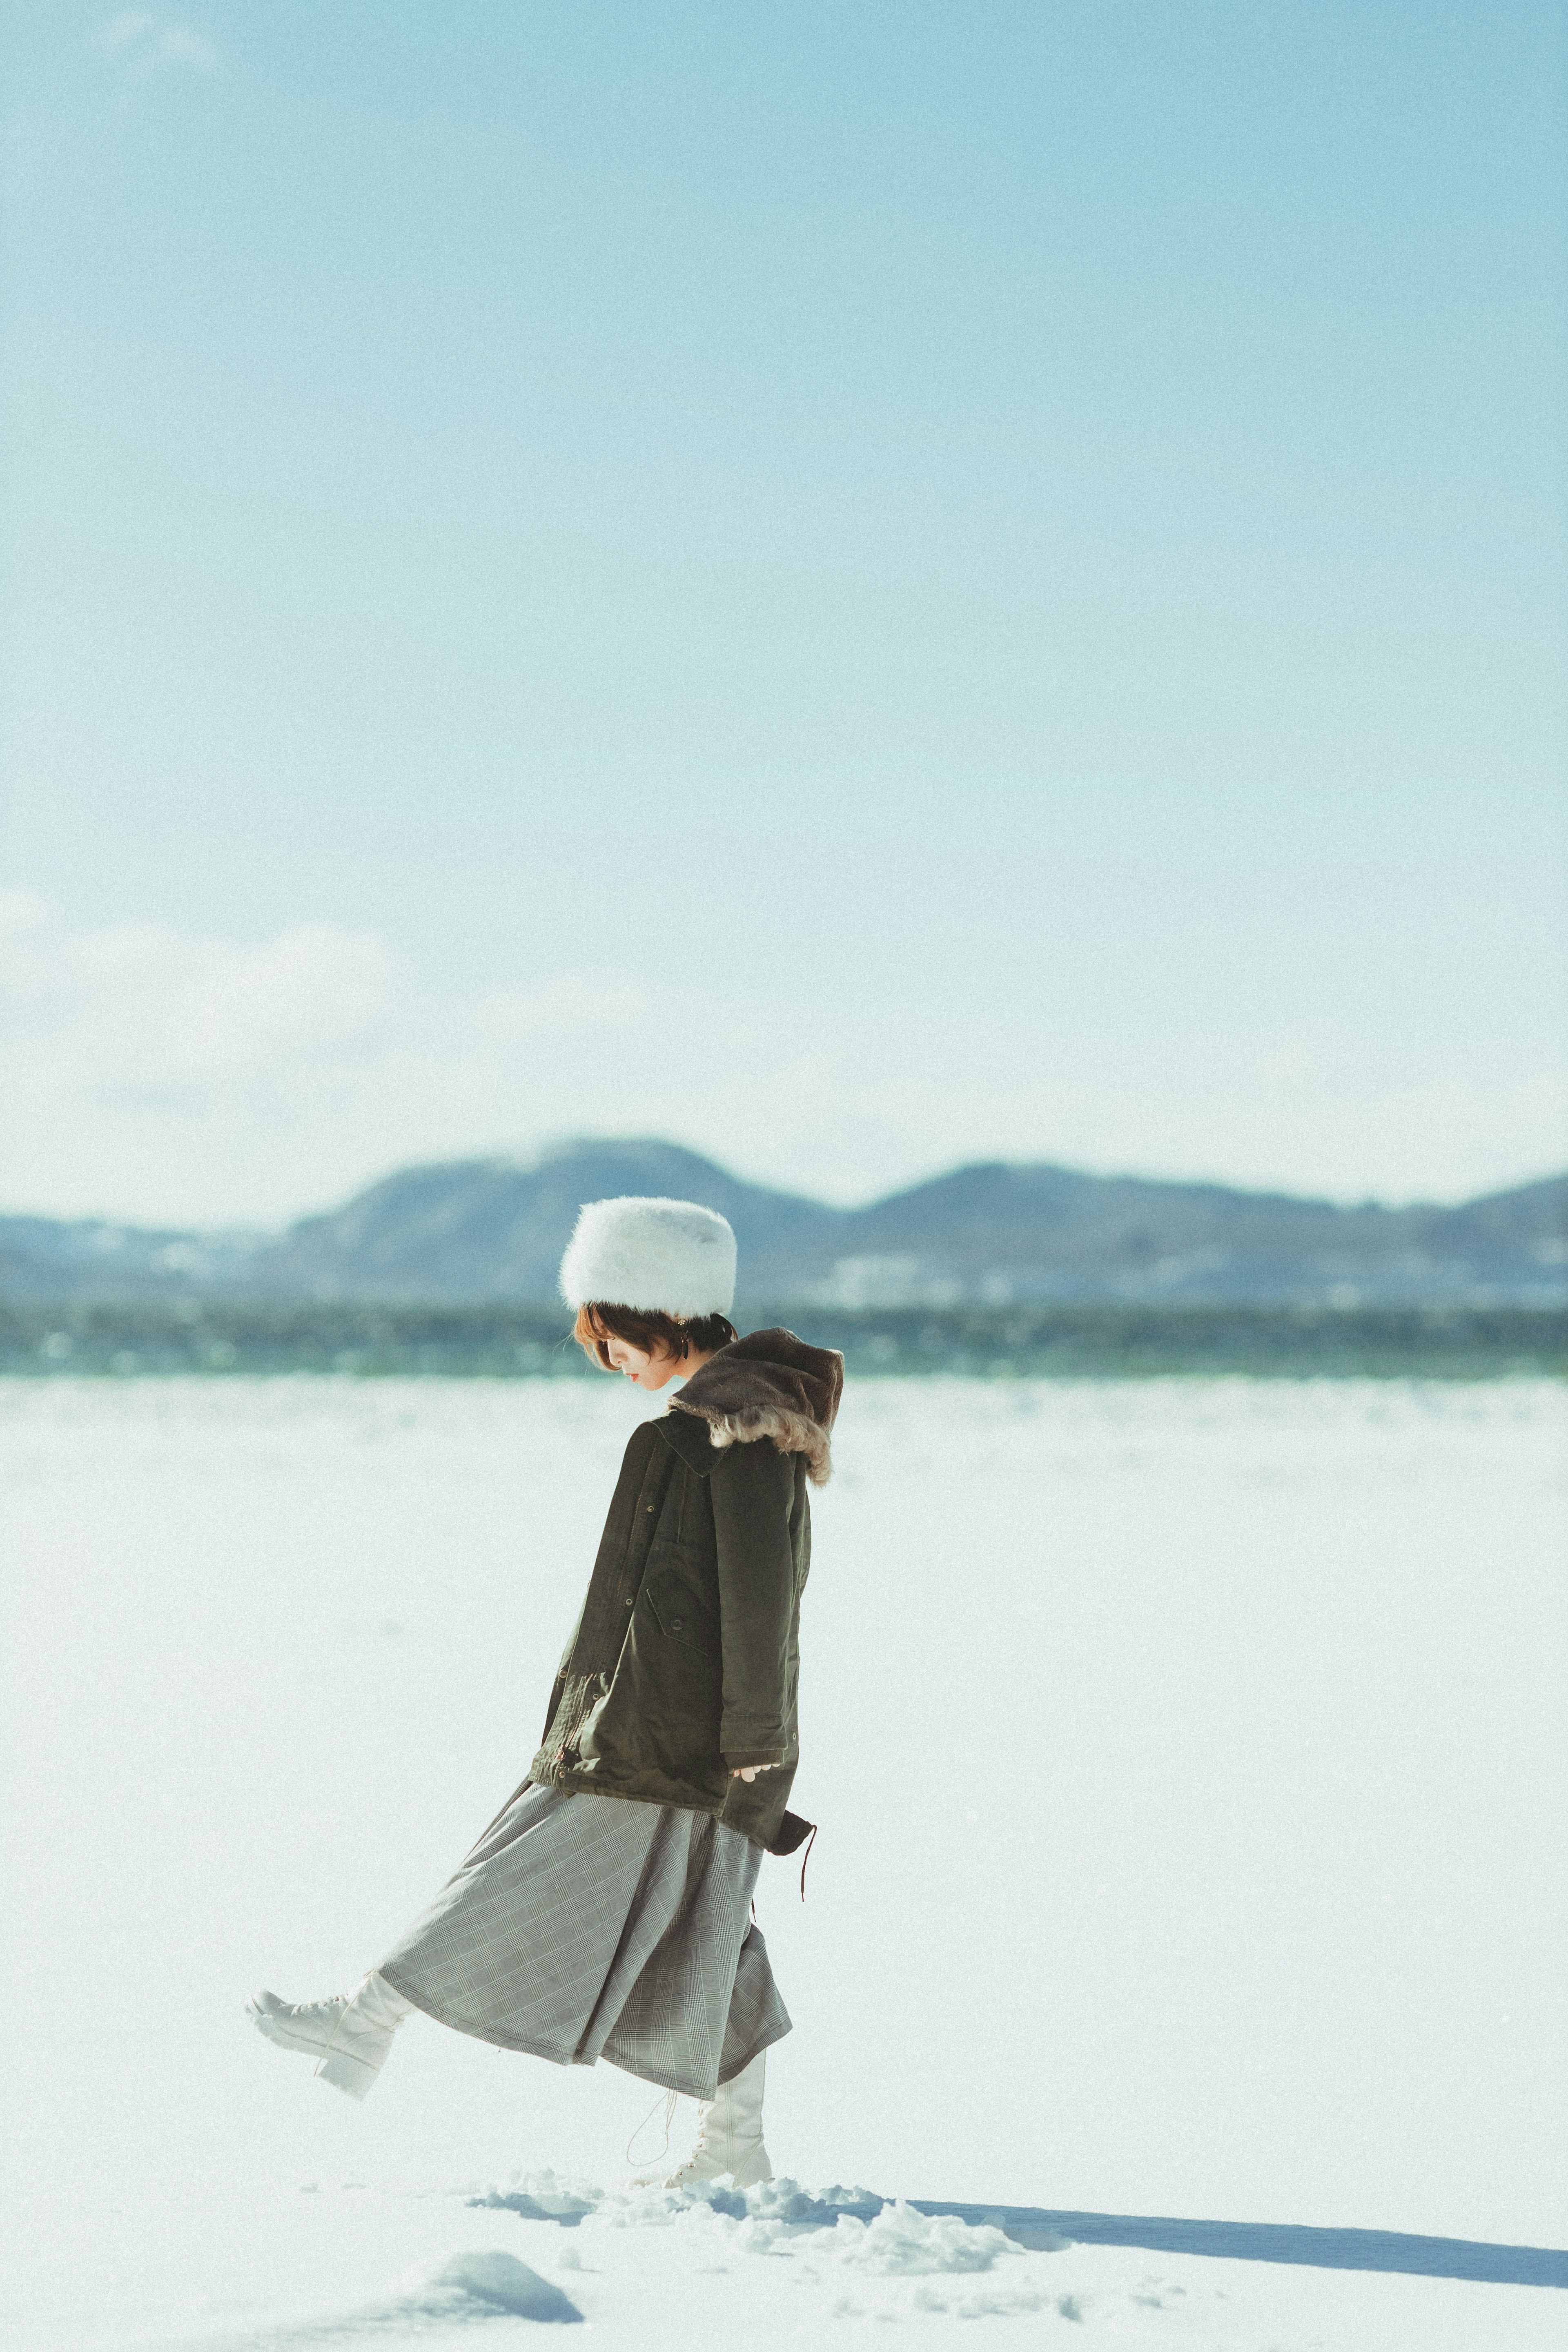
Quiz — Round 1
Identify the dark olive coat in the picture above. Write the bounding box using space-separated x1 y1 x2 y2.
528 1329 842 1853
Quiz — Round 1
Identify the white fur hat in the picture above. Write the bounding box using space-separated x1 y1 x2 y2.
558 1196 737 1318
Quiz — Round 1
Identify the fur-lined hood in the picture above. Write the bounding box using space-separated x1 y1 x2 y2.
668 1326 844 1486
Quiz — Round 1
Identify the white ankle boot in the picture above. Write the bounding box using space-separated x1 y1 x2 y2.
246 1969 414 2101
660 2050 773 2189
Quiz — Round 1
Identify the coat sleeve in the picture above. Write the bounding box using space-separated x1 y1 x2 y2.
708 1437 797 1768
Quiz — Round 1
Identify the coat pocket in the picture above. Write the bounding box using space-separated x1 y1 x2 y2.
643 1551 721 1660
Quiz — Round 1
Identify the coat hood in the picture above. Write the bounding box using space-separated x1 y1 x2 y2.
668 1326 844 1486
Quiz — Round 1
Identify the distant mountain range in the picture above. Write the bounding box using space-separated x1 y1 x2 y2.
3 1139 1564 1309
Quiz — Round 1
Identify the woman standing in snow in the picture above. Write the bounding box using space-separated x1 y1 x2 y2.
247 1197 841 2189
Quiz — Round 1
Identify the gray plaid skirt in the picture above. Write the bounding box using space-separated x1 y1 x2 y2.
376 1781 791 2100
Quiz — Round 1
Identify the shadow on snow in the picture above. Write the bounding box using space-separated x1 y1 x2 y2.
914 2205 1567 2289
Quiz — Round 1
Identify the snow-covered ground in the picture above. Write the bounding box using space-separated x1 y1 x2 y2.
1 1375 1564 2350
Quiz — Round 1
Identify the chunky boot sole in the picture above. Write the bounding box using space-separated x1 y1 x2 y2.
314 2041 390 2101
246 1986 397 2100
655 2134 774 2191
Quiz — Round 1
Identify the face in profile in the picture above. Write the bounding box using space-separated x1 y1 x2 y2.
601 1332 688 1391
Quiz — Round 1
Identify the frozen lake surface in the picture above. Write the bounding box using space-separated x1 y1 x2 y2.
2 1375 1564 2348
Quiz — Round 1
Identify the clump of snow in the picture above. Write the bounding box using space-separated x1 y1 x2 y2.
253 2250 585 2333
383 2249 582 2323
587 2182 716 2230
737 2177 878 2228
504 2167 602 2214
467 2173 1057 2278
826 2198 1022 2275
468 2168 599 2226
471 2173 1039 2287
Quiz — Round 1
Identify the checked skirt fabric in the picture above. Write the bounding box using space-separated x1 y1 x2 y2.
376 1780 791 2099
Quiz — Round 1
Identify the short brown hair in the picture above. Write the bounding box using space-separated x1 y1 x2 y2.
573 1301 738 1370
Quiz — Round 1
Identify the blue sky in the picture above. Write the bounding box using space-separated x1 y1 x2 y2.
2 2 1564 1223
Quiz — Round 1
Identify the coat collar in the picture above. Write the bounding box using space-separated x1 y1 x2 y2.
655 1405 722 1479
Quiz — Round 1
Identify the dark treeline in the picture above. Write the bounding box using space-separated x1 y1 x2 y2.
4 1301 1564 1380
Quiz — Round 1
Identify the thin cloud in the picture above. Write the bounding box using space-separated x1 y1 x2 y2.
100 11 154 47
97 12 220 72
0 896 674 1225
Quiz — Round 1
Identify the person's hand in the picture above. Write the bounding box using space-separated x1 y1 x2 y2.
728 1763 780 1783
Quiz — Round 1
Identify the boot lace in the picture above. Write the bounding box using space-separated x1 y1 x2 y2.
625 2087 680 2171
